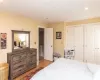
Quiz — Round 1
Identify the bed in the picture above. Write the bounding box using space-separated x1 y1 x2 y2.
31 58 100 80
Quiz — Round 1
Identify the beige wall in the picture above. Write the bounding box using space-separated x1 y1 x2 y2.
0 12 100 63
65 17 100 26
48 17 100 57
48 22 64 57
0 12 47 63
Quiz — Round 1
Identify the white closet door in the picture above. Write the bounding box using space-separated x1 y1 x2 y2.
84 25 95 63
66 27 74 50
74 26 83 61
94 25 100 64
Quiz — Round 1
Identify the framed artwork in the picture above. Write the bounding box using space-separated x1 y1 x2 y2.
56 32 62 39
0 33 7 49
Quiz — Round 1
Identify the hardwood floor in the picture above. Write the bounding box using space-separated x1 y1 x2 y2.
39 59 52 68
14 59 52 80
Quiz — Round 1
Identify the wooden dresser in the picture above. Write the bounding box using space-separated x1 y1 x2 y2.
7 48 37 80
0 63 9 80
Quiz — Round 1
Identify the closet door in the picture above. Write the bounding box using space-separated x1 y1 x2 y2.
66 27 74 50
94 25 100 64
84 25 95 63
74 26 83 61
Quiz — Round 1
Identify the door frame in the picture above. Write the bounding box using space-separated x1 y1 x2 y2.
37 26 45 65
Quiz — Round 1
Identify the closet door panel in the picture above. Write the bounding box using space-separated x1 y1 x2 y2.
84 25 95 63
74 26 83 61
94 25 100 64
66 27 74 50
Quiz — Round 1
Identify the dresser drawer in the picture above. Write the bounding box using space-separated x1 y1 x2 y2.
27 63 36 71
12 55 21 64
31 55 36 63
20 53 27 59
30 49 37 55
12 66 25 78
27 55 36 63
28 52 36 56
30 63 36 68
12 61 26 70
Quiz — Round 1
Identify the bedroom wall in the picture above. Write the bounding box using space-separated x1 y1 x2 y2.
48 17 100 57
48 22 64 57
0 12 100 63
0 12 47 63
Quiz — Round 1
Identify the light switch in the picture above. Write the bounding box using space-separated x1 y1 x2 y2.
34 42 36 44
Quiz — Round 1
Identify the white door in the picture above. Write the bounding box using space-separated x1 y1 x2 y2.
44 28 53 61
66 26 74 50
94 25 100 64
74 26 83 61
84 25 95 63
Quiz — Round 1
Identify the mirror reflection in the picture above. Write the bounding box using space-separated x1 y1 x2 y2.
14 33 29 49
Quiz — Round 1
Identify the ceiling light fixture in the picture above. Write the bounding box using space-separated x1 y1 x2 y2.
85 7 88 10
0 0 3 3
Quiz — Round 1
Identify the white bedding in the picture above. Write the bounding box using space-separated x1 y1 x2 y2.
31 58 98 80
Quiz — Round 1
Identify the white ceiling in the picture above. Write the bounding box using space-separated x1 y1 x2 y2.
0 0 100 22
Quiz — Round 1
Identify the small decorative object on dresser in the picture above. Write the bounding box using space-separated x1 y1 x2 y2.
0 63 9 80
7 48 37 80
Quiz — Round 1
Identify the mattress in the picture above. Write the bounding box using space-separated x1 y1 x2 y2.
31 58 96 80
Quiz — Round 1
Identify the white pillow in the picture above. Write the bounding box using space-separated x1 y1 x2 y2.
94 69 100 80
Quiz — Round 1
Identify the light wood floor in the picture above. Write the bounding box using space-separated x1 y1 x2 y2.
14 60 52 80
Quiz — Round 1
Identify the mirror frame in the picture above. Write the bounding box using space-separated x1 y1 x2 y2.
12 30 30 51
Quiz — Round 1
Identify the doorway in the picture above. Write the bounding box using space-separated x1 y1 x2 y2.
39 28 44 61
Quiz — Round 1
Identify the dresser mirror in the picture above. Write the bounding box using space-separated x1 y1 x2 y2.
12 30 30 51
